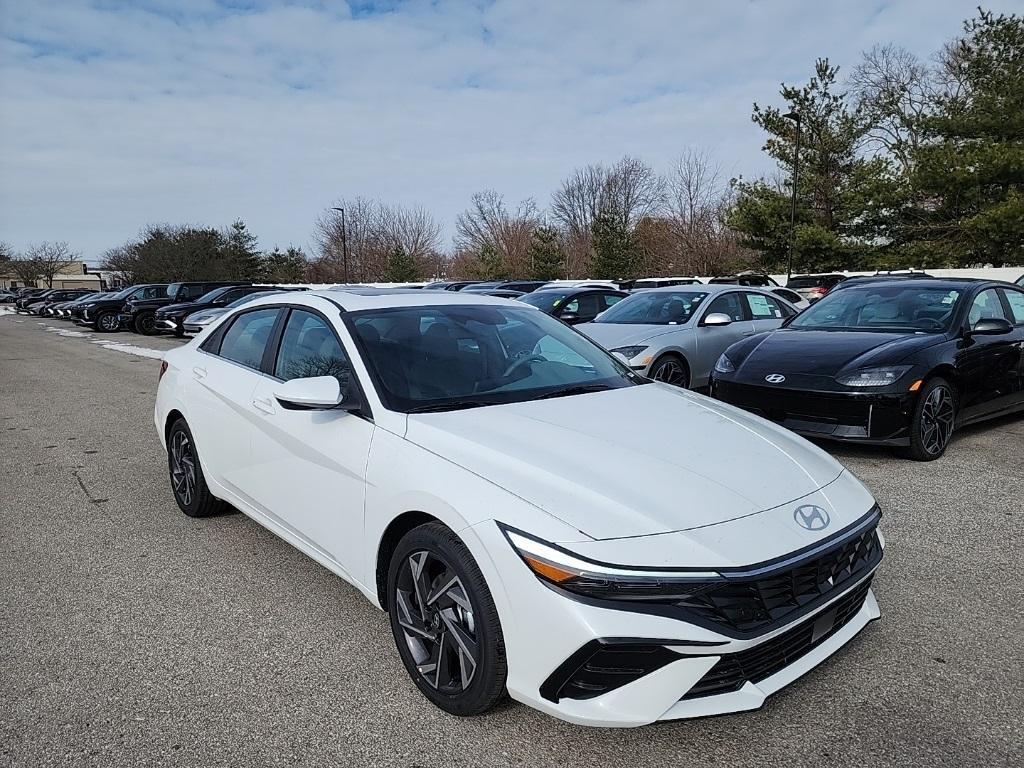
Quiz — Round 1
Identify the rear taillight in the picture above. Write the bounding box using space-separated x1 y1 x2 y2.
159 360 168 381
808 286 827 297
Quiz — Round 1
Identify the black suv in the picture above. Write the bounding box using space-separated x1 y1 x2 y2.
73 284 169 332
120 281 250 335
154 285 282 336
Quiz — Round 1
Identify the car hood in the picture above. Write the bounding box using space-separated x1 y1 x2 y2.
158 301 207 316
577 322 689 349
733 328 944 376
404 384 843 539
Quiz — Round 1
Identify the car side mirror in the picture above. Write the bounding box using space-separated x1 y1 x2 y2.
703 313 733 327
969 318 1013 336
560 312 579 324
274 375 358 411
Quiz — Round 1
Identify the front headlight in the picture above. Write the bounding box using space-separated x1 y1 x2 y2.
836 365 913 387
502 526 720 601
188 313 217 325
81 303 96 308
714 353 736 374
609 345 649 361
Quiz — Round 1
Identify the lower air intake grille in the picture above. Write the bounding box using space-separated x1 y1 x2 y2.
681 576 874 700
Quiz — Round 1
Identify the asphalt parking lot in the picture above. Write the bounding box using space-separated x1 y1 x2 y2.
1 314 1022 768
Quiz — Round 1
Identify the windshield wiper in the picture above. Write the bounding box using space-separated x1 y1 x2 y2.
407 400 497 414
533 384 616 401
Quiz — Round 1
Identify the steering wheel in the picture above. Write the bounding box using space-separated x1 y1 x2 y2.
915 317 945 331
502 353 546 379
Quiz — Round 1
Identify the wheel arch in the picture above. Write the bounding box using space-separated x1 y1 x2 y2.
164 409 185 445
375 510 442 610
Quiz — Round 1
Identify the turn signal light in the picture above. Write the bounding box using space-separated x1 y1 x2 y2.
908 379 922 392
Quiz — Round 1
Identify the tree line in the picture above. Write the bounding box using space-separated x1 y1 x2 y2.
4 8 1020 286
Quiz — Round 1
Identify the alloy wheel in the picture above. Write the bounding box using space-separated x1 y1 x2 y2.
651 358 689 388
394 550 479 693
99 314 119 331
920 384 955 455
169 430 197 506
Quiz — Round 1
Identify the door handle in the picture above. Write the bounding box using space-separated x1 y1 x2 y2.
252 396 276 415
192 366 207 380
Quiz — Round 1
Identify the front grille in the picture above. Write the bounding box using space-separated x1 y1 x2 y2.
716 381 870 430
682 575 874 700
675 520 881 636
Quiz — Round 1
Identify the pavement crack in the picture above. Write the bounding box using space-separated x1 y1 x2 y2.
71 470 108 504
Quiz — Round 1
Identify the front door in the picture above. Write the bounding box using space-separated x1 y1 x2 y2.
245 307 374 581
957 288 1021 420
693 291 754 387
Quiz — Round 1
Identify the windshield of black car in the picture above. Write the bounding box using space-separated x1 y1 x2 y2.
518 290 570 309
789 285 963 332
107 287 136 299
227 291 277 308
593 291 708 325
348 304 641 412
193 287 230 304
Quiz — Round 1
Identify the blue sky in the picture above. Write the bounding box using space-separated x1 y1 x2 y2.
1 0 1017 260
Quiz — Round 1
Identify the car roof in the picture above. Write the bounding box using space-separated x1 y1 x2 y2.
639 283 758 295
835 277 994 289
240 286 519 312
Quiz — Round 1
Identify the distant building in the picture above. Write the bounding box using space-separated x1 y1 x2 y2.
0 262 107 290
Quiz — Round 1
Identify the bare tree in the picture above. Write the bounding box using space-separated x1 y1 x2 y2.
377 205 442 266
454 190 539 276
8 255 43 286
850 44 942 172
603 156 665 230
26 241 79 287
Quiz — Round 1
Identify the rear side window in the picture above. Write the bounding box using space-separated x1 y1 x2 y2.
1001 288 1024 325
745 292 787 319
275 310 350 386
600 293 624 310
178 284 210 301
218 308 280 370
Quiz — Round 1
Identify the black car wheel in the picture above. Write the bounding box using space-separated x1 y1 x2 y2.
96 312 120 332
906 378 957 461
134 312 157 335
650 354 690 389
387 522 507 716
166 418 222 517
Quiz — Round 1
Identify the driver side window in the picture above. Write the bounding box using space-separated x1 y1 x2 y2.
968 289 1008 327
704 293 745 322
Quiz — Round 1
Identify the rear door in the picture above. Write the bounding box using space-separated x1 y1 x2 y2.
692 291 754 386
744 291 792 334
246 306 375 579
997 287 1024 412
188 307 282 491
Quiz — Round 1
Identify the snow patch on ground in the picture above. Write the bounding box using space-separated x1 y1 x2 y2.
98 342 165 360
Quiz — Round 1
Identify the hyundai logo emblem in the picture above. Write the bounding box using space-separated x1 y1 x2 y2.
794 505 830 531
765 373 786 384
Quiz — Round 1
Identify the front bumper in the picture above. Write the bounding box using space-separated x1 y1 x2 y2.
711 378 917 446
463 511 883 727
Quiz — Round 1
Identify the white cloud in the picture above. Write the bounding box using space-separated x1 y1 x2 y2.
1 0 1018 259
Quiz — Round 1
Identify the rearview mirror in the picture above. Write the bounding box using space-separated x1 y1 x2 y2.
703 313 733 327
969 318 1013 336
274 376 353 410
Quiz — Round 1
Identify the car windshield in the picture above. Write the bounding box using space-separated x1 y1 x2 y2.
349 304 642 412
518 290 569 309
108 286 139 299
227 290 278 307
789 285 963 332
787 277 828 289
194 286 231 304
593 291 708 325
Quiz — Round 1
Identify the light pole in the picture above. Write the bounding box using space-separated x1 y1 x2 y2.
783 111 801 280
330 207 350 284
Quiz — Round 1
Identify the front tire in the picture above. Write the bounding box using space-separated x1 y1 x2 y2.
134 312 157 335
95 311 121 333
649 353 691 389
387 522 507 716
905 377 957 461
166 418 222 517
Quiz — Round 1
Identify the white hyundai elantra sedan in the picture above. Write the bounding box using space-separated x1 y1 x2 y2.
154 287 883 727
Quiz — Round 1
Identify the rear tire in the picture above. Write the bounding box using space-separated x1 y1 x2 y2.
649 353 691 389
387 522 507 716
167 418 222 517
905 377 957 461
